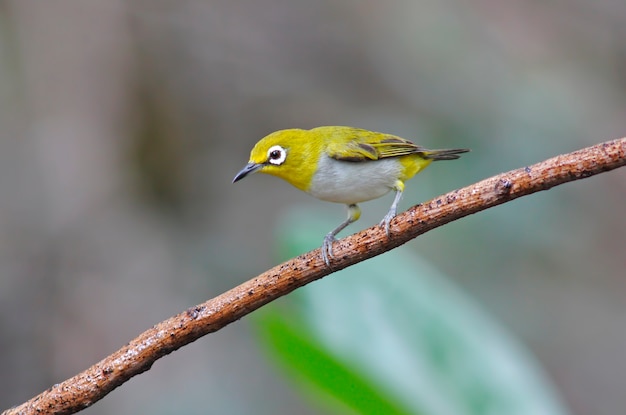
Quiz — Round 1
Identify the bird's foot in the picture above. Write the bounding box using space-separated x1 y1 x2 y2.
322 233 336 267
379 210 396 237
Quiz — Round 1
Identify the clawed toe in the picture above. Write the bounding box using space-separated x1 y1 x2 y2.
379 213 394 237
322 235 336 267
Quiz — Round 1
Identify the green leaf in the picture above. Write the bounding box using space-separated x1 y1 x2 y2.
258 307 416 415
253 207 571 415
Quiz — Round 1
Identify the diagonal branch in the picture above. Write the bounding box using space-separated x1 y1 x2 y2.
4 138 626 415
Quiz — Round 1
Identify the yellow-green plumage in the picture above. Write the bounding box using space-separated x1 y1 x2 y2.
233 126 469 266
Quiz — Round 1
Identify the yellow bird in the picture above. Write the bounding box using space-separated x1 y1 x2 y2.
233 126 469 266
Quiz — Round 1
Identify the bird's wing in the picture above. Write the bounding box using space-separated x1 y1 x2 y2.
325 128 423 162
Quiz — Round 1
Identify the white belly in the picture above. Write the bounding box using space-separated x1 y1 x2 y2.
308 155 401 204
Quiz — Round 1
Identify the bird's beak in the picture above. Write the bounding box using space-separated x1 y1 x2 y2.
233 162 263 183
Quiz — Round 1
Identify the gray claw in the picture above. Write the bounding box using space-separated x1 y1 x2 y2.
379 212 395 237
322 234 335 267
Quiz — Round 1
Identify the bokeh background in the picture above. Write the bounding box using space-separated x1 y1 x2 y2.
1 1 625 414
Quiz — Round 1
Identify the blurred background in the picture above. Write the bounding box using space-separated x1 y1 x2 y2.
0 0 625 414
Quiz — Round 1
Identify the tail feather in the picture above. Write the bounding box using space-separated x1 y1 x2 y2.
422 148 470 161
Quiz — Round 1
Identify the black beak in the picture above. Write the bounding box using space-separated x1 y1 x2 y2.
233 162 263 183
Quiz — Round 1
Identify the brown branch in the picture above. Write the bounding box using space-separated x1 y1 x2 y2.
5 138 626 415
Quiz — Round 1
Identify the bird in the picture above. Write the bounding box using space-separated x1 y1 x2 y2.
233 126 469 266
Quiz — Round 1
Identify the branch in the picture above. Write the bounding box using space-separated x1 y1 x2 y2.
5 138 626 415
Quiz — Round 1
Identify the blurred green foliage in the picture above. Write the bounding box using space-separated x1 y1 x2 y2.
253 210 571 415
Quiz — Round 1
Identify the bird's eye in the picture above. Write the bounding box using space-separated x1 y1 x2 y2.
267 145 287 165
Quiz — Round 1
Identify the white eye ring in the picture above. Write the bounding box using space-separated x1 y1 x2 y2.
267 145 287 165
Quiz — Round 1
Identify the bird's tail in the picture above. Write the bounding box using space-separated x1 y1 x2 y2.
422 148 470 161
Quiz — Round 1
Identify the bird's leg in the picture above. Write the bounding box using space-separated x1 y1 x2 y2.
322 204 361 267
380 180 405 236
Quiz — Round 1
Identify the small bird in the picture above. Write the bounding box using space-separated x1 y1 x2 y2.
233 126 469 266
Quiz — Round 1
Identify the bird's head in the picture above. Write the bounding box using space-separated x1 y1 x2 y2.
232 129 319 192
